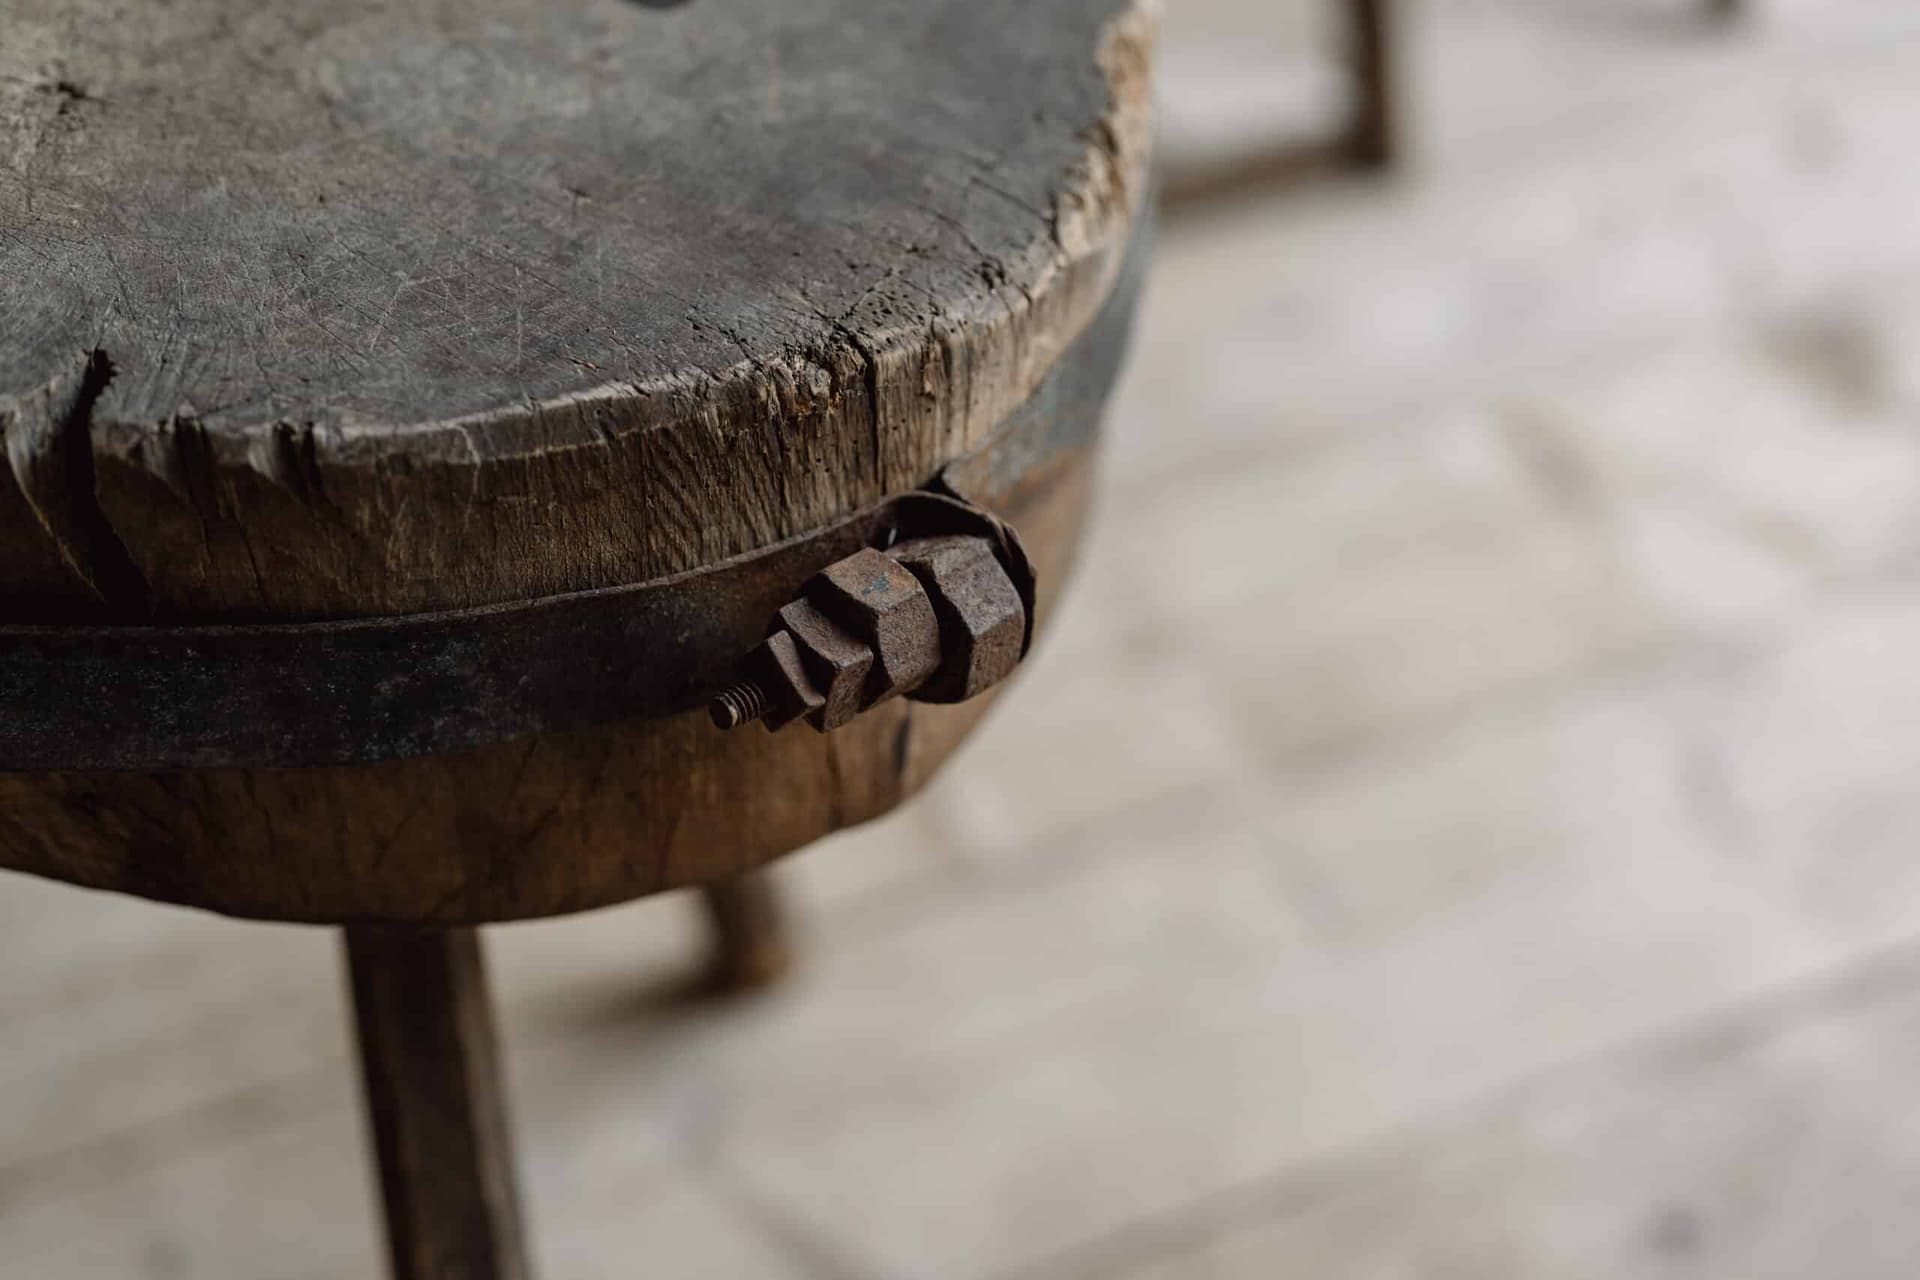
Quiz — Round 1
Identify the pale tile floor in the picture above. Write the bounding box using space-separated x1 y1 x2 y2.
10 1 1920 1276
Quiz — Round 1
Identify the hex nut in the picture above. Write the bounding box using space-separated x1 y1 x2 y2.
808 547 941 703
750 629 826 731
774 597 875 730
890 535 1026 703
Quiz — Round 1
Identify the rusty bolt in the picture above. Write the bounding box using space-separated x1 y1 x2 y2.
890 535 1026 703
712 534 1027 732
808 547 942 705
774 597 875 730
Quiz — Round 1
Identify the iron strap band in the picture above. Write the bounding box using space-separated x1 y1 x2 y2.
0 487 1008 772
0 210 1147 772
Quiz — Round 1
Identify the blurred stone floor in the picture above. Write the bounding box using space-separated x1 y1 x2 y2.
10 0 1920 1275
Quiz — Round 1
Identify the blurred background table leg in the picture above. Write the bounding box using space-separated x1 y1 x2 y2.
1345 0 1397 169
698 872 794 993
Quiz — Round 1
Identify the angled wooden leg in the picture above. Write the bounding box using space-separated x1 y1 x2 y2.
1345 0 1398 170
698 870 794 992
345 927 531 1280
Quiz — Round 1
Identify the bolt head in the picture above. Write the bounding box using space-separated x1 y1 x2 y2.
775 598 875 731
890 536 1026 703
809 547 941 703
750 629 826 731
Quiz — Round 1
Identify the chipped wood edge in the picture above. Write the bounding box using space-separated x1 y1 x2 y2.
1 1 1158 618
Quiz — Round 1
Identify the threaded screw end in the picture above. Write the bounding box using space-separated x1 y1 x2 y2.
710 680 769 730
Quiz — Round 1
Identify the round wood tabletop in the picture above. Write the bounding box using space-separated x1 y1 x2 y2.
0 0 1155 923
2 0 1151 620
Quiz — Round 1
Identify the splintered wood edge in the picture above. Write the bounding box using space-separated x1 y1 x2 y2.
0 2 1158 619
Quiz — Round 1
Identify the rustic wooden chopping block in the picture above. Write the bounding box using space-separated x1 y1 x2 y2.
0 0 1153 1273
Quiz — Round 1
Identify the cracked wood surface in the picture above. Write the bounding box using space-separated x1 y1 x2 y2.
0 0 1154 620
0 0 1152 922
0 446 1098 923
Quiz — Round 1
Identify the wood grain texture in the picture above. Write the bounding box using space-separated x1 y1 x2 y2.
0 0 1154 618
0 443 1097 923
346 928 529 1280
0 0 1153 924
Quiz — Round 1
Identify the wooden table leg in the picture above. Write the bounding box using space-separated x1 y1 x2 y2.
1345 0 1397 170
345 927 531 1280
699 871 794 991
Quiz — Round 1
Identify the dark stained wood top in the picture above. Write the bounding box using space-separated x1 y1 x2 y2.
0 0 1153 619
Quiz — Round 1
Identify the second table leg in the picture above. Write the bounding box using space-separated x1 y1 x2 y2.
698 871 794 992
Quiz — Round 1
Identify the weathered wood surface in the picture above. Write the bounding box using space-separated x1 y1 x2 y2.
0 0 1153 619
0 442 1095 922
0 211 1150 775
0 198 1146 921
345 928 529 1280
0 212 1144 922
0 0 1153 923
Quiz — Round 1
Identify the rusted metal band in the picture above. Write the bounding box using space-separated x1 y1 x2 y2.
1 491 951 771
0 211 1147 772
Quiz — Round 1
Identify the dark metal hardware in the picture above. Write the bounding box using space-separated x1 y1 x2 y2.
0 487 1031 772
708 503 1034 734
0 196 1146 773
